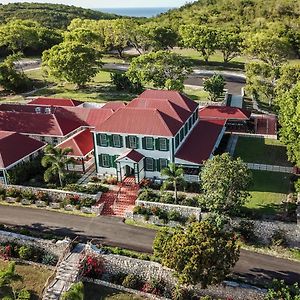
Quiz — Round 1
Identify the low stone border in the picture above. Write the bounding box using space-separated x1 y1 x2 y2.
135 200 202 221
83 278 170 300
0 230 69 257
127 214 181 228
10 257 56 270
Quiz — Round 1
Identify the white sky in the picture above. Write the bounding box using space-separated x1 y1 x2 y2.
0 0 192 8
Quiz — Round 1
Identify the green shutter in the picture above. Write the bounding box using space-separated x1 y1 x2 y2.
96 134 101 146
165 139 169 151
135 136 139 149
142 137 146 149
156 159 161 172
107 135 113 147
155 138 160 151
111 155 117 168
98 154 103 167
125 136 130 148
120 135 124 148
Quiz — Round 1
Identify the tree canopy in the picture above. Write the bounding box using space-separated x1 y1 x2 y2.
153 221 240 287
200 153 252 215
127 50 191 91
203 74 225 102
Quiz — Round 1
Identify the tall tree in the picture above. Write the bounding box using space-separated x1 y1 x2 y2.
161 163 185 204
276 83 300 167
200 153 252 215
127 50 191 91
179 24 218 62
203 74 225 102
153 221 240 287
41 145 74 187
217 29 243 63
42 41 102 87
245 31 291 68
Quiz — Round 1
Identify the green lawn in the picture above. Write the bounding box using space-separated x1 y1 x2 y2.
0 259 52 300
184 88 210 102
244 170 291 215
84 282 144 300
234 137 292 167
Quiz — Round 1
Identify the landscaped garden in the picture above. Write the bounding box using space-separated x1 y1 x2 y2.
0 259 52 300
234 137 292 167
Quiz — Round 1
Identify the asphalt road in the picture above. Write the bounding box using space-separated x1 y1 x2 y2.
0 205 299 285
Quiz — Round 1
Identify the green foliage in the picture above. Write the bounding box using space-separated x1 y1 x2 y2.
122 274 139 289
16 289 31 300
153 221 240 287
200 153 252 215
42 41 102 87
110 72 143 93
203 74 225 101
0 3 117 29
265 280 300 300
161 163 185 204
41 145 74 187
180 25 218 62
0 53 33 92
0 262 15 287
127 51 191 91
18 246 33 260
61 281 84 300
276 83 300 167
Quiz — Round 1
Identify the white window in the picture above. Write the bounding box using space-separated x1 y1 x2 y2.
100 134 108 146
159 138 168 151
160 159 168 170
102 154 110 167
113 135 121 148
129 136 137 148
145 158 154 171
145 137 154 150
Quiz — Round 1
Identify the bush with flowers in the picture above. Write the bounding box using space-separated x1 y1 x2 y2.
79 254 104 279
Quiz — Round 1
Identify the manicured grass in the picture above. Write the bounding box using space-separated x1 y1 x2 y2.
234 137 292 167
184 88 210 102
0 259 52 300
245 170 290 215
84 282 144 300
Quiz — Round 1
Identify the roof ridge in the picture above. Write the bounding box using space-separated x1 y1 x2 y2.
52 113 64 136
155 109 175 136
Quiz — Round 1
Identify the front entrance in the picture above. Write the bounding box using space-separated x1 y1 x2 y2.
124 165 134 177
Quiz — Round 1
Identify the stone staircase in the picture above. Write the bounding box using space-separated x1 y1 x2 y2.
42 243 84 300
99 177 139 217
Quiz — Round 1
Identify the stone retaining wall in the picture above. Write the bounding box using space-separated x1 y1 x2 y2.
232 218 300 248
135 200 202 221
0 230 69 257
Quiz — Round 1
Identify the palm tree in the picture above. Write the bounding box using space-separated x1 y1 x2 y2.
161 163 185 204
41 145 74 187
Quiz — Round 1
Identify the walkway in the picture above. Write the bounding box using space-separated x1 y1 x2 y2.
246 163 293 174
76 166 96 185
43 243 84 300
98 177 139 217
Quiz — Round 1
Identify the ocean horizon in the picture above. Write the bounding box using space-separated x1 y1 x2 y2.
96 7 174 18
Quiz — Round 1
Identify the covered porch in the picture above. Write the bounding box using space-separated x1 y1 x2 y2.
115 149 145 184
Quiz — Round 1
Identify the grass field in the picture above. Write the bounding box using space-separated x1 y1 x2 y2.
245 170 291 215
234 137 292 167
0 259 52 300
84 282 144 300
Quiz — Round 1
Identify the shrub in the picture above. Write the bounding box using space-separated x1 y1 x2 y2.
182 196 199 207
271 229 287 247
35 191 49 202
106 176 118 185
160 192 174 204
61 282 84 300
168 210 181 222
80 197 96 208
235 220 257 244
21 189 36 201
171 286 192 300
122 274 140 289
110 272 126 285
138 189 160 202
18 246 33 260
42 253 57 266
17 289 31 300
5 187 20 198
79 255 104 279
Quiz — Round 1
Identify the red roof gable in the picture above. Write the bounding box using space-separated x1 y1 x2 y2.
57 130 93 157
0 131 45 169
127 97 192 122
199 106 251 121
0 111 83 136
139 90 198 112
175 119 226 165
116 149 144 162
96 107 182 136
101 101 126 111
28 97 82 107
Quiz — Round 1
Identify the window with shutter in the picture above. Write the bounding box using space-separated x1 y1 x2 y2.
128 135 138 149
159 138 168 151
145 158 154 171
99 134 108 147
112 135 122 148
175 134 180 148
145 137 154 150
102 154 110 167
159 158 168 170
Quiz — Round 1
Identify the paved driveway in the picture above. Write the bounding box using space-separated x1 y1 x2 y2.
0 205 299 285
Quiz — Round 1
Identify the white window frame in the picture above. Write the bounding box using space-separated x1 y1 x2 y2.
129 136 137 149
159 138 168 151
102 154 110 167
160 158 168 170
145 137 154 150
145 158 154 171
113 135 121 148
100 134 108 146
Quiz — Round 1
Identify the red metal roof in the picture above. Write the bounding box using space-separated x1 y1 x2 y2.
127 97 192 122
199 106 251 121
0 131 45 169
96 107 182 136
57 130 93 157
0 111 83 137
28 97 82 107
116 149 144 162
101 101 126 111
139 90 198 112
175 119 226 165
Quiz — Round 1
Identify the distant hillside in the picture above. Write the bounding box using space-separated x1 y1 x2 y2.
0 3 119 29
155 0 300 29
